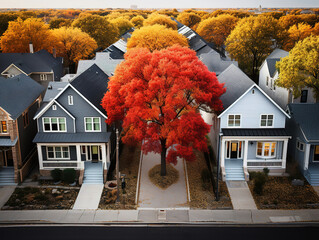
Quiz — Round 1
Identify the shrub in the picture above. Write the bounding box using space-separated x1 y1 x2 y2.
62 168 76 184
263 168 269 177
253 172 267 195
51 169 62 182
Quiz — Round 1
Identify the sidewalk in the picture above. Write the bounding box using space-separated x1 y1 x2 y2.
73 184 104 210
0 209 319 224
137 152 189 209
226 181 257 210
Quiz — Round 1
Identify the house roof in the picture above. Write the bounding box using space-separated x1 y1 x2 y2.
43 82 68 102
217 64 255 111
267 48 289 59
70 64 109 115
0 136 18 147
288 103 319 142
261 48 289 78
222 128 289 137
0 50 63 81
33 132 111 143
0 75 44 119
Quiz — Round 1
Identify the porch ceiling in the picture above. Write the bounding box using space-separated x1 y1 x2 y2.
222 128 289 137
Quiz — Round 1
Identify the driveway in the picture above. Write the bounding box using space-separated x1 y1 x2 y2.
137 151 189 209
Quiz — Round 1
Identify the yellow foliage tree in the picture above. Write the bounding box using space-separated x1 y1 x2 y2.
143 13 177 30
176 12 201 30
196 14 238 49
110 17 133 36
0 17 56 53
276 35 319 100
127 24 188 52
284 23 313 51
131 15 144 28
51 27 97 72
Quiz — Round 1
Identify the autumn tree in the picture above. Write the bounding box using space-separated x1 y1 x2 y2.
313 22 319 35
102 46 225 176
127 24 188 52
49 17 73 29
110 17 133 36
51 27 97 73
144 13 177 30
276 35 319 100
0 12 18 36
197 14 238 49
72 14 118 49
0 17 56 53
131 15 144 28
176 12 201 30
283 23 313 51
226 15 287 82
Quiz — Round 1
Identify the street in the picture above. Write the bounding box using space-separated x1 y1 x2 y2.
0 224 318 240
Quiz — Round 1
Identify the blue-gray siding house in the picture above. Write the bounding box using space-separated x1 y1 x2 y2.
202 64 291 181
33 64 114 184
286 103 319 186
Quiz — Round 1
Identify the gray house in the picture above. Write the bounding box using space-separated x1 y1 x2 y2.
33 64 115 184
286 103 319 186
202 64 291 181
0 49 63 89
0 75 44 185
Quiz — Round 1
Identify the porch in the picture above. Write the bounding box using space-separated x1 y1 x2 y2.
305 163 319 186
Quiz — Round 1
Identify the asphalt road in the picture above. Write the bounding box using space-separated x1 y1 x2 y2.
0 224 318 240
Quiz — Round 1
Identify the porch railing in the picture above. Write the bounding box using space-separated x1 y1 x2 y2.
247 159 282 167
42 161 84 169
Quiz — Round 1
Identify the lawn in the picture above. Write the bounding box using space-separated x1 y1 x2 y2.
2 186 79 210
248 176 319 209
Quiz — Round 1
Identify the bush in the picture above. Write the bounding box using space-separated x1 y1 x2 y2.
263 167 269 177
253 172 267 195
62 168 76 184
201 168 211 183
51 169 62 182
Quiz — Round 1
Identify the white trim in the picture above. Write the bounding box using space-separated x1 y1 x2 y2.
227 114 241 128
259 114 274 128
68 95 73 105
84 117 101 132
296 139 305 152
1 63 28 76
54 101 75 120
221 136 290 141
218 84 290 119
42 117 67 132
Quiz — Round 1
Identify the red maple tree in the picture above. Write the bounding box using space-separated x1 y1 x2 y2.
102 45 225 176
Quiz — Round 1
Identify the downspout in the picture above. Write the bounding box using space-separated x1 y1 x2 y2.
215 131 223 201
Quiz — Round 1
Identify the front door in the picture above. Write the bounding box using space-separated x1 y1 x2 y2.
1 149 13 167
230 142 238 159
91 146 99 162
314 145 319 162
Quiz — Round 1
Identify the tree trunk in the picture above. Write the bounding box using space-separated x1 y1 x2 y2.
160 139 167 176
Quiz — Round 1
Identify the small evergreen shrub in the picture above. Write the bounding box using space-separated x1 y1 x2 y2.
253 172 267 195
62 168 76 184
51 169 62 182
263 167 269 177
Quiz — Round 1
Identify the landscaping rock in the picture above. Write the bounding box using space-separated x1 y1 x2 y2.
292 179 304 186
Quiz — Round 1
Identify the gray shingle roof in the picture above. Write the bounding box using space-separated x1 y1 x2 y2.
33 132 111 143
222 128 289 137
0 136 18 147
263 48 289 78
43 82 68 102
217 64 255 111
0 75 44 119
288 103 319 141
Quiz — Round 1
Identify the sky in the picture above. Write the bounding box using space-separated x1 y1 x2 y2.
0 0 318 9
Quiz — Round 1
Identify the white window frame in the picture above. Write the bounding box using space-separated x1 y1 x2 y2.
46 146 70 160
52 105 57 111
260 114 274 127
256 142 277 158
227 114 241 128
84 117 101 132
296 140 305 152
68 95 73 105
40 74 47 81
42 117 67 132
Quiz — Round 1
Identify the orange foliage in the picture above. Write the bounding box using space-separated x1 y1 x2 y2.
144 13 177 30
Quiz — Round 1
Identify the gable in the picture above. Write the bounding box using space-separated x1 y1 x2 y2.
1 64 26 77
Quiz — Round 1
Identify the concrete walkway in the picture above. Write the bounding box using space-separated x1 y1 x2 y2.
226 181 257 210
0 186 16 209
73 184 104 210
137 152 189 209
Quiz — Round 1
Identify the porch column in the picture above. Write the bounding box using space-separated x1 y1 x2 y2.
304 144 311 170
76 145 82 169
37 144 43 170
101 143 107 169
243 140 249 168
282 139 288 169
220 138 225 168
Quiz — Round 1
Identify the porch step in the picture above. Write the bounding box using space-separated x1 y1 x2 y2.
83 163 103 184
308 173 319 186
225 167 245 181
0 168 16 186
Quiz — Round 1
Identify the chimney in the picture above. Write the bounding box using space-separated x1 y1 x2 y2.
52 48 56 58
29 41 34 53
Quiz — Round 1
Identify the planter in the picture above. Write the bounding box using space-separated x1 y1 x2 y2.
105 180 117 190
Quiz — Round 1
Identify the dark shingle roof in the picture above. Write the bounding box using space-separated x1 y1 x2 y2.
0 75 44 119
217 64 255 111
33 132 111 143
0 50 63 81
266 58 280 78
288 103 319 141
70 64 109 114
222 128 289 137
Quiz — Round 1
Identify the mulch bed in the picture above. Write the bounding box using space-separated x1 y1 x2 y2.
99 144 141 209
148 164 179 189
186 150 233 209
248 176 319 209
2 186 79 210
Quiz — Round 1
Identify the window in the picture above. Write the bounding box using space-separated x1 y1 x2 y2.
260 114 274 127
22 110 29 128
85 117 101 132
266 76 269 87
228 115 240 127
297 140 305 152
0 121 7 133
68 95 73 105
225 141 243 159
43 117 66 132
40 74 47 81
47 146 69 159
81 146 86 154
52 105 57 111
300 90 308 103
257 142 276 158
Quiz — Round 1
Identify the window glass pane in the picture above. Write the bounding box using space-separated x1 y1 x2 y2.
238 142 242 158
86 123 92 130
235 115 240 120
271 143 276 156
264 143 270 156
48 152 54 158
93 118 99 123
51 118 57 123
229 115 234 120
268 115 273 120
261 120 266 126
267 119 273 126
63 151 69 158
261 115 267 120
315 146 319 154
1 121 7 133
43 118 50 123
257 148 262 156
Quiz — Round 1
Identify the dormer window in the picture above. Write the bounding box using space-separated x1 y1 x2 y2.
228 115 240 127
260 114 274 127
40 74 47 81
68 95 73 105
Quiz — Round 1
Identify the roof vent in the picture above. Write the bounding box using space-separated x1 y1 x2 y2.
48 85 52 90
